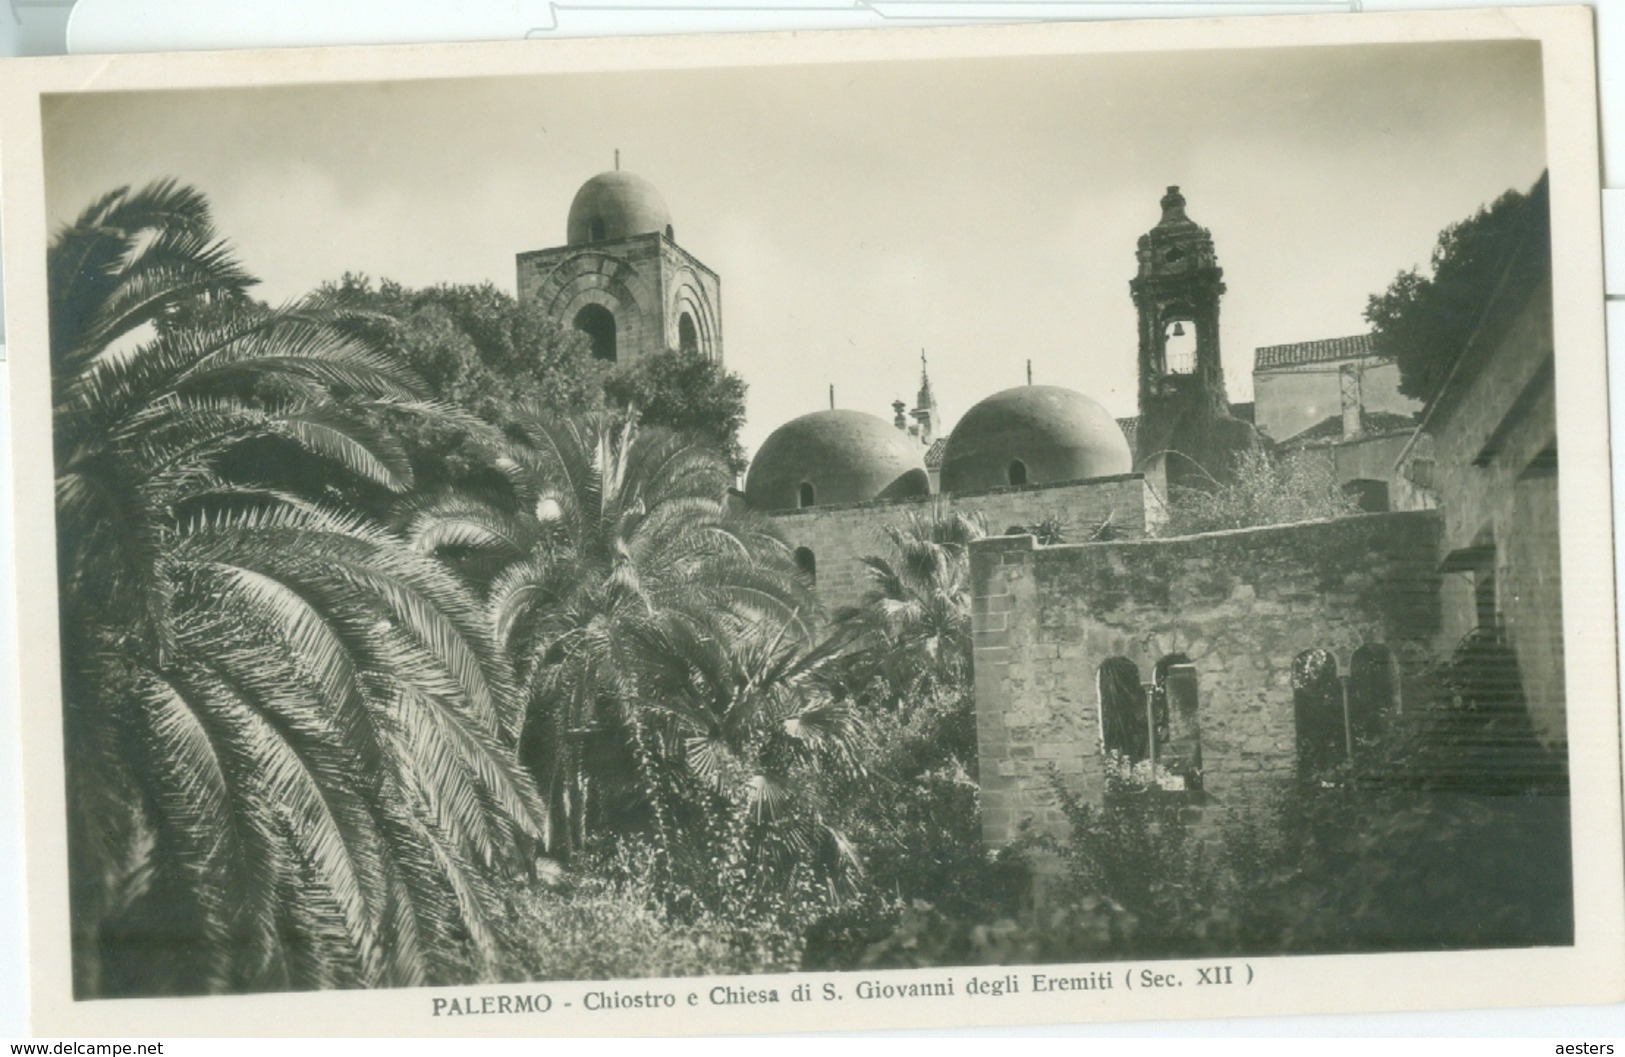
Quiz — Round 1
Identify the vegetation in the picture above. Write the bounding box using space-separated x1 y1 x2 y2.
1365 175 1548 401
603 348 750 476
53 182 545 996
827 506 986 708
1163 446 1359 536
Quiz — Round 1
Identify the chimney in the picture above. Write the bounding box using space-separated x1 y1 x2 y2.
1339 363 1363 440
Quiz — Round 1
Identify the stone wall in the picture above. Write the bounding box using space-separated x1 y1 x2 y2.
970 510 1442 847
768 473 1162 613
516 232 723 366
1395 264 1562 746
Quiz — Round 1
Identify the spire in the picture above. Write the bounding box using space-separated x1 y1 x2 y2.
614 148 621 172
829 384 835 410
1026 358 1033 386
910 348 940 445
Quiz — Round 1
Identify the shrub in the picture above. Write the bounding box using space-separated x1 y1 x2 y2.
498 872 801 982
1164 446 1359 536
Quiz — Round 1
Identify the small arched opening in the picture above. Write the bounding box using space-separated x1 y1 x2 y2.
678 312 699 356
587 216 607 242
1162 317 1197 374
1097 657 1148 763
793 547 816 583
1007 459 1028 487
798 482 816 509
1348 643 1401 748
1293 648 1346 779
573 304 618 363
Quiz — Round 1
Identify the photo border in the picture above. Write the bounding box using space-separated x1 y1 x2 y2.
3 5 1620 1036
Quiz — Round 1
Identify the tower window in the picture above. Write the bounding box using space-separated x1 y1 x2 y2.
573 304 618 363
798 482 816 509
793 547 816 582
678 312 699 356
1163 319 1197 374
1007 459 1027 486
588 216 607 242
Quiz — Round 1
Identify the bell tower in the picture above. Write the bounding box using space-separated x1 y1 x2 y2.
1129 186 1254 489
517 167 723 367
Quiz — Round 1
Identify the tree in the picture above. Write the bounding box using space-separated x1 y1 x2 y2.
52 182 545 996
612 612 867 923
1365 175 1547 401
407 411 813 857
602 349 749 476
317 275 608 494
828 505 988 708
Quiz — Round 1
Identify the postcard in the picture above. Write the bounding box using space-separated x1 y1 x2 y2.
3 5 1620 1036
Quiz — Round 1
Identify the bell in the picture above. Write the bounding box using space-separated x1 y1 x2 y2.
1172 322 1186 337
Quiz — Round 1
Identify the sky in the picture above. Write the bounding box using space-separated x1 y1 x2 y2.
40 37 1548 458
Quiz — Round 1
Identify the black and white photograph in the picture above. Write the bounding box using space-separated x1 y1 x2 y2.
4 6 1621 1036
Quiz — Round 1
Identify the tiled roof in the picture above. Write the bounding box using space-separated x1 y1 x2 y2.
1280 410 1420 447
1253 333 1378 372
1117 417 1138 447
923 437 946 469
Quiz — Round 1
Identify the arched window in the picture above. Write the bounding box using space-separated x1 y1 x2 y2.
1163 318 1197 374
798 482 816 509
1097 657 1148 763
1293 648 1346 779
1348 644 1401 749
573 304 617 363
588 216 607 242
1007 459 1028 486
678 312 699 356
1151 653 1188 744
793 547 816 583
1153 653 1202 790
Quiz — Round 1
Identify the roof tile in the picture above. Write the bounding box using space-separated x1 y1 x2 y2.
1254 333 1378 372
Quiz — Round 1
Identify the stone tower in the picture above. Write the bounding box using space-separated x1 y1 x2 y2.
516 169 722 366
1129 185 1255 490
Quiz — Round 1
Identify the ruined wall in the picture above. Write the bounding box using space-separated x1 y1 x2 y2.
970 511 1442 847
769 474 1160 613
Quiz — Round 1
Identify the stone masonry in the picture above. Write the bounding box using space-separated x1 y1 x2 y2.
769 473 1164 613
970 510 1442 846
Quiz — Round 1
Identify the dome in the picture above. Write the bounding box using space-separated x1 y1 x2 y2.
746 410 931 512
939 385 1132 493
566 171 673 246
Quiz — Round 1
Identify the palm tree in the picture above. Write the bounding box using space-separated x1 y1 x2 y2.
616 613 866 913
829 504 988 707
408 411 815 857
52 181 544 996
